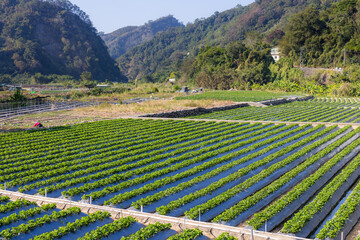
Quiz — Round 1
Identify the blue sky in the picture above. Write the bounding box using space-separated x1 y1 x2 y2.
69 0 254 33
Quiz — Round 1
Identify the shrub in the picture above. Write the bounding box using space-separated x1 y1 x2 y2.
173 85 181 91
151 87 159 93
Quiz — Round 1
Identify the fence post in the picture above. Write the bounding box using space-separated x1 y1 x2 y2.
265 220 267 232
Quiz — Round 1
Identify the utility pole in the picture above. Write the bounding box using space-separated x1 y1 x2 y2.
300 47 303 68
343 48 346 67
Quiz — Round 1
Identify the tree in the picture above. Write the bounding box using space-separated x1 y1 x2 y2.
8 88 26 102
80 71 96 89
244 31 263 49
266 29 285 45
280 6 326 62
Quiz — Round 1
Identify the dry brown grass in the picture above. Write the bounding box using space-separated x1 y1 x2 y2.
72 99 234 118
0 99 233 131
0 111 108 131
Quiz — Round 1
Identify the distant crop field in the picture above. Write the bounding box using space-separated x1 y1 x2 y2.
175 90 302 102
188 98 360 123
1 118 360 239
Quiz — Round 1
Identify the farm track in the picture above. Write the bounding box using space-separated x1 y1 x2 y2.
0 189 311 240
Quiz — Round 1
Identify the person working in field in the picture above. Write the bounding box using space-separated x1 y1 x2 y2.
33 122 44 128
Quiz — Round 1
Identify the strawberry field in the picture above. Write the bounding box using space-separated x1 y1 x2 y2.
188 97 360 123
2 118 360 239
0 197 215 240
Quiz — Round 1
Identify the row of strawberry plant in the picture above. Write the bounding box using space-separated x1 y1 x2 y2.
248 130 360 229
194 105 315 122
0 196 9 203
120 222 171 240
127 125 320 209
342 111 360 123
218 104 322 121
248 104 321 121
77 216 136 240
193 102 360 123
56 123 279 197
32 122 258 194
31 211 111 240
0 119 191 164
0 118 145 149
316 176 360 239
310 98 360 107
168 228 203 240
265 105 327 122
270 106 342 123
279 106 326 122
306 107 354 122
284 108 335 122
0 118 150 156
0 118 191 163
0 199 35 213
327 108 359 122
267 106 349 123
219 106 290 121
0 120 209 176
282 150 360 234
287 107 342 122
119 124 315 208
183 125 346 220
3 122 224 186
82 124 293 201
215 232 238 239
256 104 356 123
0 119 169 166
217 126 360 225
0 207 81 239
255 106 319 122
0 203 56 228
154 125 332 215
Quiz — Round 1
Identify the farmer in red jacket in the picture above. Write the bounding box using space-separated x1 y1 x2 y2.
33 122 44 128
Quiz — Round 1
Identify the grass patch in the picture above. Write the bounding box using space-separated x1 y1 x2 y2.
176 90 304 102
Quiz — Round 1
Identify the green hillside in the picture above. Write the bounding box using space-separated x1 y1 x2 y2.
101 15 184 60
0 0 127 82
116 0 317 81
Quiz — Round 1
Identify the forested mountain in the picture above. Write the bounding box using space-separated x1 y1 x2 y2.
117 0 320 81
180 0 360 96
280 0 360 67
101 16 184 59
0 0 127 82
